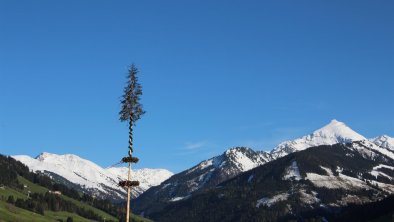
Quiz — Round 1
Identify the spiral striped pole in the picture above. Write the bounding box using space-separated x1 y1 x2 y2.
119 117 140 222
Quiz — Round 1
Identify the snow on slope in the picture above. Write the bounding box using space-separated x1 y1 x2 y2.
136 147 272 206
305 166 369 190
353 140 394 161
282 160 301 181
186 147 271 176
371 135 394 151
13 152 173 199
256 193 289 208
107 167 173 193
270 119 366 159
11 121 393 202
223 148 271 172
370 164 394 181
305 165 394 193
13 153 119 193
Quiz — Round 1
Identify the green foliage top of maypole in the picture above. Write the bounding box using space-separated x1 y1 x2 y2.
119 64 145 124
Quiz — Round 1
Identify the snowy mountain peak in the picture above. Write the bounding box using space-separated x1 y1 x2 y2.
184 147 270 175
321 119 345 129
225 147 252 156
329 119 340 124
270 120 366 159
311 119 365 142
223 147 271 172
135 146 272 207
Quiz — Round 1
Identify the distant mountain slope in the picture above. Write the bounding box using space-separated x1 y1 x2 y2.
12 153 173 201
145 142 394 221
13 153 124 200
134 147 271 214
106 167 173 193
371 135 394 151
134 120 394 216
270 119 366 159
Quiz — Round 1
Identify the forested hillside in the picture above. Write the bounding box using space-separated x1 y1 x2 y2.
141 143 394 222
0 154 150 222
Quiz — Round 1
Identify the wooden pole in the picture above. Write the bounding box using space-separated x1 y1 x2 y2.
126 162 131 222
126 117 133 222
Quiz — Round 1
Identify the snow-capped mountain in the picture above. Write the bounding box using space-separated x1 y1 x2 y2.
270 119 366 159
134 147 271 213
135 119 394 216
139 142 394 221
371 135 394 151
186 147 271 176
12 152 173 201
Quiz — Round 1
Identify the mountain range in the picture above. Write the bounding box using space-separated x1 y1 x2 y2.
132 120 394 220
12 153 173 201
10 120 394 220
150 141 394 221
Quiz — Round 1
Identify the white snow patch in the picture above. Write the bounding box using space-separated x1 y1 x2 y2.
369 180 394 192
299 190 320 205
373 164 394 171
169 195 189 202
186 157 220 175
305 166 368 190
283 161 302 181
370 164 394 180
199 159 213 170
320 166 333 175
256 193 289 208
186 159 213 175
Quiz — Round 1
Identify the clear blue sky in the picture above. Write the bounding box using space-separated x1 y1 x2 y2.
0 1 393 173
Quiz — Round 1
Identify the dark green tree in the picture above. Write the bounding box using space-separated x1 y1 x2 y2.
7 195 15 204
66 217 74 222
35 204 45 215
120 64 145 125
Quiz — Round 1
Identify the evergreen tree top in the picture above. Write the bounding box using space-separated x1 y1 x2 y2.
119 64 145 124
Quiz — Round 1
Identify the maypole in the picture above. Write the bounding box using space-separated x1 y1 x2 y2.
118 64 145 222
